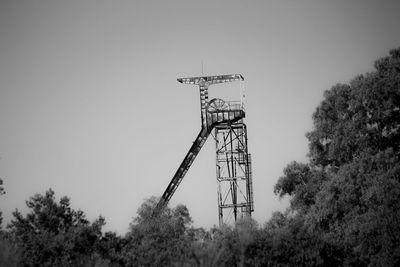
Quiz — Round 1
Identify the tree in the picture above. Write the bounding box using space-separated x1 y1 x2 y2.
96 231 127 266
0 178 5 228
274 162 328 212
123 196 194 266
8 188 106 266
179 218 259 267
245 212 325 266
274 47 400 265
308 149 400 265
0 235 21 267
307 48 400 167
0 178 21 266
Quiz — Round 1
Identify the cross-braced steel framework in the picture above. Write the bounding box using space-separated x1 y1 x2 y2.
215 123 253 225
154 74 254 226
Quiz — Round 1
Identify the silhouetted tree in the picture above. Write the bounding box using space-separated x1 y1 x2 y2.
0 178 22 266
245 212 325 266
96 231 127 266
8 188 106 266
123 196 194 266
273 47 400 265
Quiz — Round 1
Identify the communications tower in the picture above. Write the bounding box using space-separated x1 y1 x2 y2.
154 74 253 226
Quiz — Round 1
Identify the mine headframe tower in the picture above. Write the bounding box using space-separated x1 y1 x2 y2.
153 74 254 226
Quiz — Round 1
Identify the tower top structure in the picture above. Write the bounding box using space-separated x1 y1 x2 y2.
177 74 244 129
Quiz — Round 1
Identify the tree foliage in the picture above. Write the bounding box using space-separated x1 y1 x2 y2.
307 49 400 167
8 189 106 266
122 196 194 266
273 47 400 265
245 212 327 266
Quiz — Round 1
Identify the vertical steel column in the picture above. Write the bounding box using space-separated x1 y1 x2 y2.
199 83 209 128
215 122 253 226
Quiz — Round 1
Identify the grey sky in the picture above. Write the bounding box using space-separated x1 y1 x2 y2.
1 0 400 234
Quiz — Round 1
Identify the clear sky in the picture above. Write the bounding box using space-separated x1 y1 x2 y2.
1 0 400 235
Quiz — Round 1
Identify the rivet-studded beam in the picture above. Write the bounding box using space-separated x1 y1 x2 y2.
154 127 211 214
177 74 244 85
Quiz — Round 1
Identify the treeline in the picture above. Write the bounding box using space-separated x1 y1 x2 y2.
1 47 400 266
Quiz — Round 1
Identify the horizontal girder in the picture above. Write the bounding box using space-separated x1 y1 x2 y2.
177 74 244 86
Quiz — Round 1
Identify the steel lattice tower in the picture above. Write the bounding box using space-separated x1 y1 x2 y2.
154 74 254 226
215 122 253 225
